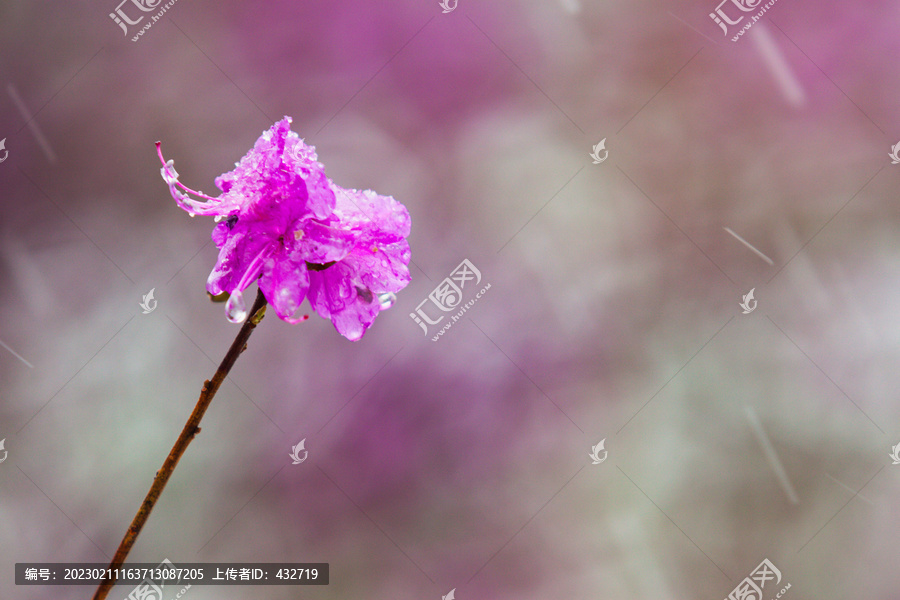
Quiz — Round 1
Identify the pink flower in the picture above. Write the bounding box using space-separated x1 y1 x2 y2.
158 117 410 340
307 185 411 341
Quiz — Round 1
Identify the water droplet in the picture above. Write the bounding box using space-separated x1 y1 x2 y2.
378 292 396 310
225 292 248 323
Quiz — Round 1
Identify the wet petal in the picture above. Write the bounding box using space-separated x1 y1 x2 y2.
258 253 311 321
307 262 380 341
289 219 358 265
206 222 272 296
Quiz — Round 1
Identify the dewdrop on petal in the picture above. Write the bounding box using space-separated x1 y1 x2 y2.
378 292 396 310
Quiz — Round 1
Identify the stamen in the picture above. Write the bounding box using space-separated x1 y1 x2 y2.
155 142 220 214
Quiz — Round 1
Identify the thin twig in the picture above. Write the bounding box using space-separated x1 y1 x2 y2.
91 288 268 600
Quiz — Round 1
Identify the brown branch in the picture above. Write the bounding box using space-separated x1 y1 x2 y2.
91 288 268 600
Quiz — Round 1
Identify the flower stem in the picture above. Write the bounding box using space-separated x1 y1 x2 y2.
91 288 268 600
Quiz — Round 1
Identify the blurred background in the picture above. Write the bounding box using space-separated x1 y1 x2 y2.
1 0 900 598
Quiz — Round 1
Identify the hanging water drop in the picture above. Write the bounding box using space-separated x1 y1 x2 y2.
378 292 396 310
225 291 248 323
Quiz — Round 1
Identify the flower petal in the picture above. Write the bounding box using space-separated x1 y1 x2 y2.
289 218 358 265
206 222 272 296
307 262 381 341
258 252 311 321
